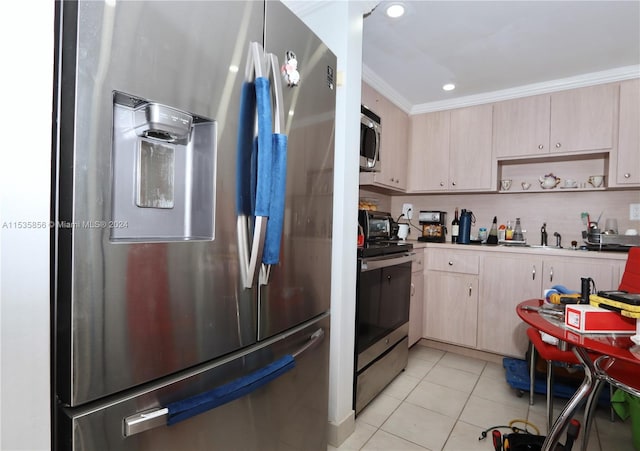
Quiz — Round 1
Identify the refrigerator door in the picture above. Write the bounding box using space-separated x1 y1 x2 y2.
258 1 336 340
57 317 330 451
54 1 265 406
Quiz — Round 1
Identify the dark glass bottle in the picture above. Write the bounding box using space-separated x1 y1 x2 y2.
451 207 459 243
487 216 499 245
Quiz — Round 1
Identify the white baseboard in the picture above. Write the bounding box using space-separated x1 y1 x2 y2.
416 339 505 365
327 411 355 447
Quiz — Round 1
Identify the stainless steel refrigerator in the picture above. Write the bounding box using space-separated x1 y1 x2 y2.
51 1 335 449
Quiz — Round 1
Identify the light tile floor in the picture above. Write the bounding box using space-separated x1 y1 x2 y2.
330 343 635 451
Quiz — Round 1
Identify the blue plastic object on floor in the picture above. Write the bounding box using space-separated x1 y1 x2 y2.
503 357 610 406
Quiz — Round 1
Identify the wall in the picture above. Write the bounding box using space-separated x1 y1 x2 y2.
0 3 54 450
390 190 640 245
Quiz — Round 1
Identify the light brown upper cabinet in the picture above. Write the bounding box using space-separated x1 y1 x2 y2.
494 83 618 158
361 83 409 191
408 104 493 192
612 78 640 187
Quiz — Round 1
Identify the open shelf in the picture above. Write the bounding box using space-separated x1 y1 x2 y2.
497 152 610 193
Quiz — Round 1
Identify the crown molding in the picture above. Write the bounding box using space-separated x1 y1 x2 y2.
285 1 378 18
362 64 413 113
364 64 640 115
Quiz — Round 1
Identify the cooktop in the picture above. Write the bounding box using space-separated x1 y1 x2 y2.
357 240 413 258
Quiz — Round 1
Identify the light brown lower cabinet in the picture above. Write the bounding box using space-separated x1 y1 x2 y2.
423 249 479 348
478 255 543 358
423 248 626 358
408 249 425 347
479 254 620 358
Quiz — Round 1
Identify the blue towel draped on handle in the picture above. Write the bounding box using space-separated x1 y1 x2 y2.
235 77 273 217
166 354 295 426
263 133 287 265
235 81 256 216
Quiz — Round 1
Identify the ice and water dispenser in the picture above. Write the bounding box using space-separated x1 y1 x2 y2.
111 92 216 241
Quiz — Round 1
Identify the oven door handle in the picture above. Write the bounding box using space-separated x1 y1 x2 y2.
360 252 415 271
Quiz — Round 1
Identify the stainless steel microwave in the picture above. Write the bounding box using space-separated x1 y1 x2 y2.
360 105 381 172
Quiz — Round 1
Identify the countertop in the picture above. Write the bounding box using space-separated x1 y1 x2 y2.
405 239 629 261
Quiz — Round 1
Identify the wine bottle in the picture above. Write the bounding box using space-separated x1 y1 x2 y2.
451 207 459 243
487 216 499 245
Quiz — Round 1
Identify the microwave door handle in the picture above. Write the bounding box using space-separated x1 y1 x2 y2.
372 125 381 167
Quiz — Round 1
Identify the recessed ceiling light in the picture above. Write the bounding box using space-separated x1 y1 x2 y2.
442 83 456 91
386 3 405 18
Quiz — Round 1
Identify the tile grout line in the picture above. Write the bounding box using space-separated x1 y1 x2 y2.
439 359 488 451
357 349 447 450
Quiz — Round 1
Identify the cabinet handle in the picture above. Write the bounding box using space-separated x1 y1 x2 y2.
538 144 544 150
468 284 472 296
411 282 415 297
549 266 554 282
555 143 561 148
625 173 631 179
451 181 457 186
532 265 536 281
440 181 444 187
448 261 453 266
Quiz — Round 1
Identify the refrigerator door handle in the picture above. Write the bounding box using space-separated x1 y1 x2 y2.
267 52 285 135
237 41 273 289
122 329 325 436
260 52 288 285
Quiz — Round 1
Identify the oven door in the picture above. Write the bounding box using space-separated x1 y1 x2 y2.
356 252 413 369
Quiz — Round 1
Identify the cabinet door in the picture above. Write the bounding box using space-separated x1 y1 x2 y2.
550 83 617 154
361 82 408 191
541 257 617 294
478 255 543 357
615 79 640 186
449 104 493 190
407 111 450 191
377 102 409 190
493 94 551 157
424 272 477 347
409 250 425 347
409 271 425 347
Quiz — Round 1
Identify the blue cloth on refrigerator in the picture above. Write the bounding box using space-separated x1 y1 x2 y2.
166 354 295 426
263 133 288 265
253 77 273 217
235 81 256 216
235 77 273 217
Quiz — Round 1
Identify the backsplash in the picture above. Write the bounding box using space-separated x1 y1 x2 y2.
385 190 640 246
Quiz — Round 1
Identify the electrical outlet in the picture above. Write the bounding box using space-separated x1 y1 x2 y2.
402 203 413 220
631 203 640 221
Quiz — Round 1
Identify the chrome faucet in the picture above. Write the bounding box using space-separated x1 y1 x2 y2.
554 231 562 248
541 223 548 246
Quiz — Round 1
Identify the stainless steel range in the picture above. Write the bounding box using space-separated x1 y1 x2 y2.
354 211 414 414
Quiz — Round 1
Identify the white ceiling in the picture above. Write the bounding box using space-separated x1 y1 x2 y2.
362 1 640 114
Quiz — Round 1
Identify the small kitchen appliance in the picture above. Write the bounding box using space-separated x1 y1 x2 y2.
52 2 336 449
418 210 447 242
360 105 382 172
359 209 398 241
